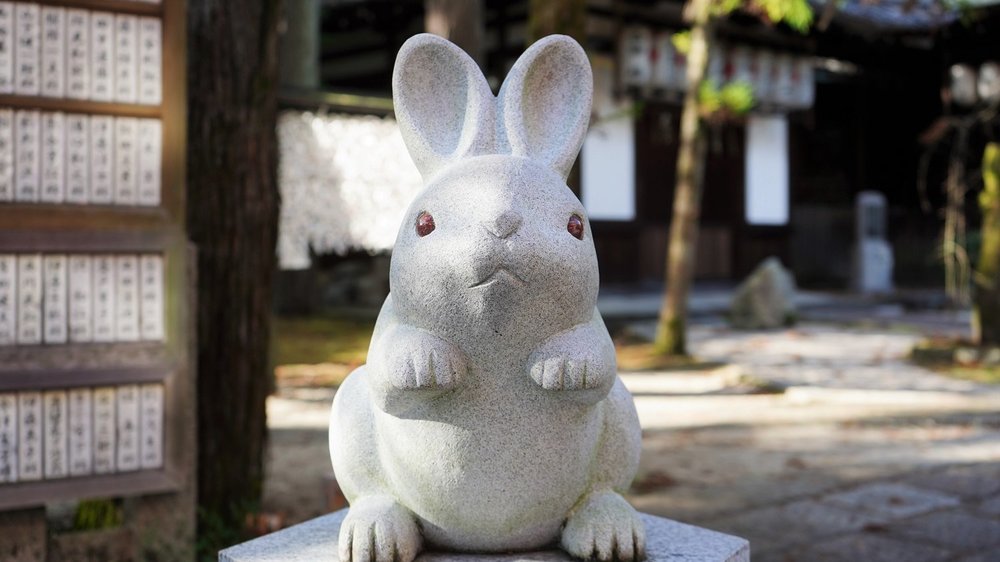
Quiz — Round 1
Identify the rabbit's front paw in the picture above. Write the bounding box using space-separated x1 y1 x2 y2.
378 327 467 390
338 496 422 562
528 355 601 390
562 491 646 561
528 328 612 391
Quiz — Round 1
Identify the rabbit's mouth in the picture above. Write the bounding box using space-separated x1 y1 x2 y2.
469 267 527 290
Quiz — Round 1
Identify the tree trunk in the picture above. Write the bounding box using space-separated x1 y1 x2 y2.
279 0 321 90
943 127 971 306
187 0 282 550
528 0 586 43
974 143 1000 346
654 0 712 356
527 0 586 194
425 0 484 66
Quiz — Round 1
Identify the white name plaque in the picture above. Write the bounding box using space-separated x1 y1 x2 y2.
42 254 67 344
115 385 139 471
40 7 65 98
91 254 115 342
17 392 42 481
65 9 89 99
40 111 65 203
43 390 68 479
68 388 93 476
68 255 92 342
92 387 115 474
16 254 41 345
0 254 14 345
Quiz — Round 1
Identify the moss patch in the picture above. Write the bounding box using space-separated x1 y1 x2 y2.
73 499 123 531
946 366 1000 384
273 363 356 388
272 315 374 387
614 342 723 372
910 338 1000 385
273 315 373 365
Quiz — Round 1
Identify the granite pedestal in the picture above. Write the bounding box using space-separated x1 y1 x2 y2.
219 509 750 562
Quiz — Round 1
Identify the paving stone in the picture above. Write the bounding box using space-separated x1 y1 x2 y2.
793 534 951 562
821 482 960 520
978 495 1000 517
743 549 795 562
705 499 887 549
890 510 1000 552
701 515 775 547
0 508 46 562
954 553 1000 562
905 464 1000 500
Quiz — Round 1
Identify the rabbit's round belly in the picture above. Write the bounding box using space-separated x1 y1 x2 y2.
376 405 602 551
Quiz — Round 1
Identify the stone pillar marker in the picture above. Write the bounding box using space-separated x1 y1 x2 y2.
222 33 749 562
854 191 894 294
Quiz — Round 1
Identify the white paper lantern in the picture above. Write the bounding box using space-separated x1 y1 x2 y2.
789 57 814 109
730 45 753 85
772 52 795 107
978 62 1000 103
950 64 978 106
620 26 653 87
651 32 677 90
706 44 725 86
663 33 688 92
752 49 776 105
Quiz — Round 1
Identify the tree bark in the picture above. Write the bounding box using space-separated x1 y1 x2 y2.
279 0 321 90
187 0 282 549
943 127 971 306
974 143 1000 346
425 0 484 66
528 0 587 43
527 0 586 194
654 0 712 355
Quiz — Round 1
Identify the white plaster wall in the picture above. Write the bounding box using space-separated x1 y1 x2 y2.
744 114 789 226
582 117 635 221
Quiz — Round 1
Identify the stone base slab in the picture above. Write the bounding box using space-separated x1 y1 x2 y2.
219 509 750 562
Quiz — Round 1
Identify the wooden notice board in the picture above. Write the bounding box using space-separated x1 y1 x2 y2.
0 0 191 513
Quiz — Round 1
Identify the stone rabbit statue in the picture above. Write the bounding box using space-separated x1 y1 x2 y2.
329 33 644 562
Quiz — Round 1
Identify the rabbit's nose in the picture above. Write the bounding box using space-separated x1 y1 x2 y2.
485 210 523 239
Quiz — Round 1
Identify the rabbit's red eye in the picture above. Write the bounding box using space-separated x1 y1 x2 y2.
567 214 584 240
416 211 435 237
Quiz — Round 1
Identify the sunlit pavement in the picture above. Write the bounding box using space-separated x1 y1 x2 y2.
264 316 1000 560
628 321 1000 561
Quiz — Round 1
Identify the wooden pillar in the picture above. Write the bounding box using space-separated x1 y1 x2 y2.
425 0 484 66
279 0 321 90
187 0 282 554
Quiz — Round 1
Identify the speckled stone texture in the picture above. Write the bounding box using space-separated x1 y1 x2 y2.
219 510 751 562
328 34 647 561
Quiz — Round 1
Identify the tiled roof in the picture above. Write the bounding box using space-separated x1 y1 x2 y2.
815 0 958 31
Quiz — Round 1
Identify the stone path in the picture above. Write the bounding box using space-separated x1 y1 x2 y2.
624 322 1000 561
631 413 1000 561
263 319 1000 561
628 321 990 394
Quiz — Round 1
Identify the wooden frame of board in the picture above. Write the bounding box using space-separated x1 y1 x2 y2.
0 0 191 512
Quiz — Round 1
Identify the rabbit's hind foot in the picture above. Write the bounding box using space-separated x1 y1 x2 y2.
338 496 422 562
561 491 646 561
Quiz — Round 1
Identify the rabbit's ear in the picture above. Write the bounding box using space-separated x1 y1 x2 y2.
393 34 496 181
499 35 592 180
